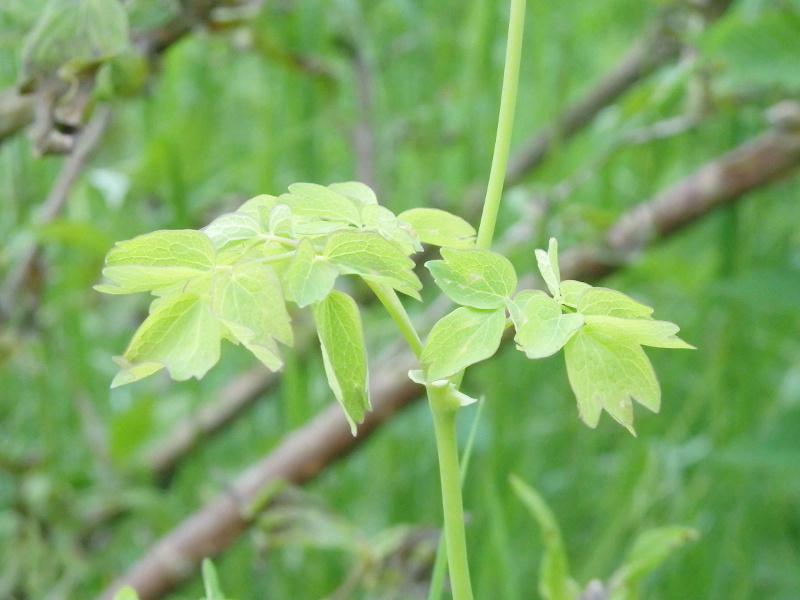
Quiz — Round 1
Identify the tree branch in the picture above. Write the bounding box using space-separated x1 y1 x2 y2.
95 119 800 600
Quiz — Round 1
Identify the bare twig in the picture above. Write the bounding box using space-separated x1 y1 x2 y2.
95 121 800 600
0 106 112 322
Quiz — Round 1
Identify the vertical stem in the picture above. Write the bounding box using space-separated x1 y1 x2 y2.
429 386 474 600
476 0 527 250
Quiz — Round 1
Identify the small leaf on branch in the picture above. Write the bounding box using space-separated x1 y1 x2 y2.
398 208 476 249
313 290 370 435
283 237 338 307
269 204 294 238
111 293 221 387
535 237 561 298
211 260 293 371
421 307 506 381
236 194 277 227
558 280 591 308
95 230 216 294
324 230 422 299
426 247 517 309
286 182 361 226
509 290 584 359
362 204 422 255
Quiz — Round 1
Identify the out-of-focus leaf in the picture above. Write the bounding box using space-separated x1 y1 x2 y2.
535 238 561 298
202 559 227 600
327 181 378 207
510 475 580 600
112 587 140 600
286 182 361 225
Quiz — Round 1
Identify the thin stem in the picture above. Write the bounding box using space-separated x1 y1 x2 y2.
476 0 527 250
365 280 424 358
428 385 474 600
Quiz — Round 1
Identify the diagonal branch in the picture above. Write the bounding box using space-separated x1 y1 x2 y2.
96 120 800 600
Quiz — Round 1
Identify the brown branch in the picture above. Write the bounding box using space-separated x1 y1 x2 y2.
0 106 112 322
95 120 800 600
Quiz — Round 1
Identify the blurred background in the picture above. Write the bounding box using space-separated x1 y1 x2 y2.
1 0 800 598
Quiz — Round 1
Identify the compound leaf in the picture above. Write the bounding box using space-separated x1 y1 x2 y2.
564 321 661 435
426 247 517 309
510 290 584 359
283 237 338 307
535 238 561 298
398 207 476 249
211 260 292 371
421 307 506 381
111 293 221 387
96 230 216 294
313 290 370 434
286 182 361 226
324 230 421 299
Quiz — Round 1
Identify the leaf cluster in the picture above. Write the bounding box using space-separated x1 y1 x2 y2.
97 182 476 434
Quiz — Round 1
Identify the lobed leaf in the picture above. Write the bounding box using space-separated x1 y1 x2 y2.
421 307 506 381
584 315 694 349
313 291 371 434
286 182 361 226
510 290 584 359
361 204 422 255
426 247 517 309
563 321 661 435
96 230 216 295
283 237 338 307
398 207 476 249
535 238 561 298
558 280 590 308
211 260 292 371
111 293 221 387
324 230 422 299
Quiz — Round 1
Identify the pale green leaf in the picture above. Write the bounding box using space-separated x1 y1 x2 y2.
559 280 591 308
362 204 422 254
426 247 517 309
286 182 361 225
327 181 377 207
111 293 221 387
577 287 654 319
510 475 580 600
210 260 292 371
608 527 698 600
564 321 660 434
313 291 370 434
510 290 584 359
202 212 262 250
112 587 140 600
283 237 337 307
421 307 506 381
324 230 422 299
97 230 216 294
535 238 561 298
269 204 294 238
584 315 694 349
398 207 476 249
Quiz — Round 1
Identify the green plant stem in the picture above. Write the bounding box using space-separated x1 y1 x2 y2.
476 0 526 250
428 384 474 600
365 280 424 358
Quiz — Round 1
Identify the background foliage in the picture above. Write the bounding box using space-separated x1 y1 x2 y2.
1 0 800 599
